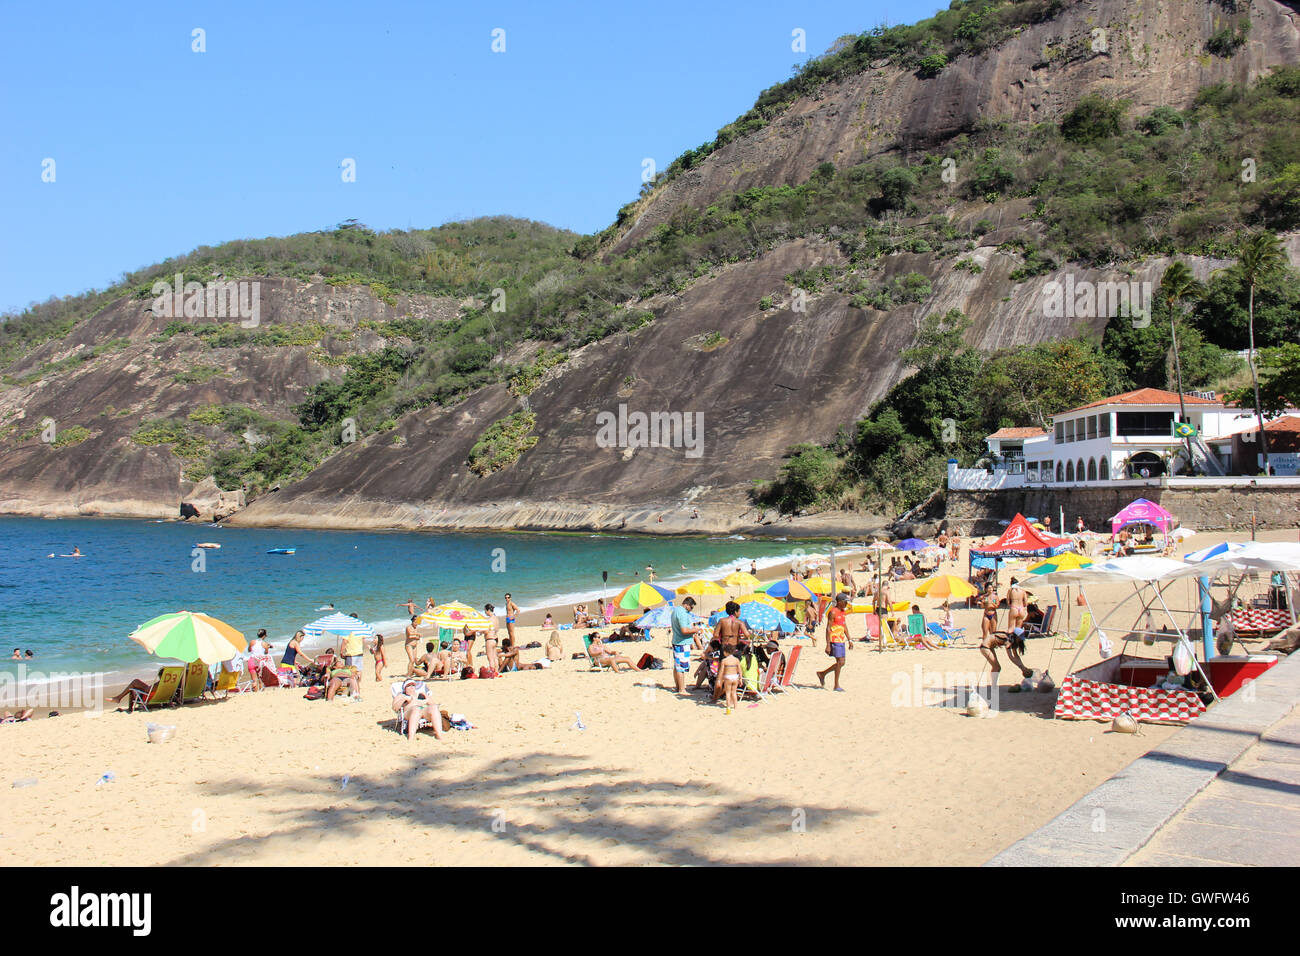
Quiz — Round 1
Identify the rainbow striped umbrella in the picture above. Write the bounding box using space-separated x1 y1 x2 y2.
758 578 819 601
129 611 247 663
613 582 675 610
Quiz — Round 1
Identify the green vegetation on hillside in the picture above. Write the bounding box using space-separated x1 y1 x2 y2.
467 412 539 476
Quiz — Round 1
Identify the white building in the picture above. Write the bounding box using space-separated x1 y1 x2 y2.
950 388 1298 490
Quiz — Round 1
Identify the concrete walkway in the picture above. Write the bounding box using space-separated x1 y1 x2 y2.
987 650 1300 866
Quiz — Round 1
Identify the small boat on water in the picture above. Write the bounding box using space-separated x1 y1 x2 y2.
195 542 221 549
267 548 296 555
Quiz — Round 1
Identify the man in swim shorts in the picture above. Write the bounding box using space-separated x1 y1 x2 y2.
669 596 701 695
817 592 851 691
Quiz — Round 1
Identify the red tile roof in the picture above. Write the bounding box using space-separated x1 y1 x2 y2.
986 427 1049 440
1064 388 1223 413
1217 415 1300 439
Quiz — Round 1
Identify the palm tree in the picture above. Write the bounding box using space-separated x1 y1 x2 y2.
1232 232 1287 473
1158 260 1202 473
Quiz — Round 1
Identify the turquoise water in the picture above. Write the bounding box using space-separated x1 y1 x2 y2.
0 516 815 679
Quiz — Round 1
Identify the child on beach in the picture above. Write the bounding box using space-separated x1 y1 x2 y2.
371 634 387 682
543 613 553 628
716 645 742 713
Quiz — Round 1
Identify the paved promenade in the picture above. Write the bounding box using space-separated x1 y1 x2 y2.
987 649 1300 866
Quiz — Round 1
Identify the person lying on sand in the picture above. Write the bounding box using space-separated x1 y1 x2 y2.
2 709 35 722
326 665 361 702
587 634 640 672
392 679 444 742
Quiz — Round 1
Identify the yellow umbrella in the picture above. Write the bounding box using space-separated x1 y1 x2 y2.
675 579 727 597
803 576 834 595
419 601 492 629
724 571 761 588
736 593 784 610
914 575 979 599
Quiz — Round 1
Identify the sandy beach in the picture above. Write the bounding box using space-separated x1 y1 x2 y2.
2 530 1294 866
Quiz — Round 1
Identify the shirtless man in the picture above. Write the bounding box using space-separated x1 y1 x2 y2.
403 615 421 672
410 641 450 679
397 598 418 616
504 593 520 646
713 601 751 651
1006 577 1028 631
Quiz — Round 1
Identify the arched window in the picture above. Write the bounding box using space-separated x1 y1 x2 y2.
1066 460 1075 482
1077 459 1086 482
1056 462 1063 482
1087 458 1097 481
1099 458 1110 480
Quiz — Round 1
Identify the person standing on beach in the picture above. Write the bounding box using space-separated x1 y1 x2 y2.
749 560 757 577
483 604 501 672
714 602 749 651
404 616 421 671
504 593 520 646
397 598 417 616
817 593 851 691
371 635 387 682
670 597 701 695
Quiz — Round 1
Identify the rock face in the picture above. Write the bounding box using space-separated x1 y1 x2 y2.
180 476 246 522
4 0 1299 532
614 0 1300 253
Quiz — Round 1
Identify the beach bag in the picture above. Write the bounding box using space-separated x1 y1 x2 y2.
460 667 477 680
1111 711 1139 734
304 686 325 700
478 666 498 680
636 653 655 669
1172 639 1194 677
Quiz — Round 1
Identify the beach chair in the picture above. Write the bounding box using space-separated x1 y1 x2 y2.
181 660 210 703
390 680 432 737
878 619 909 651
130 666 184 712
582 634 610 671
258 663 292 689
1025 605 1057 639
862 613 882 642
770 645 802 694
1056 611 1092 650
925 623 965 648
905 614 932 649
210 666 249 698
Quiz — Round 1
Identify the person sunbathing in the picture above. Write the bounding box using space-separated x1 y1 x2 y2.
392 679 444 742
326 664 361 701
546 630 563 661
108 668 169 713
573 604 591 627
2 708 35 722
588 634 640 672
411 641 452 678
498 637 521 672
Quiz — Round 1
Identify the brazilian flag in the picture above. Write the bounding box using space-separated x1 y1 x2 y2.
1173 421 1198 438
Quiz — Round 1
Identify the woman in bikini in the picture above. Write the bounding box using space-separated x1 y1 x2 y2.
370 634 388 682
981 587 999 642
404 616 421 673
1006 577 1028 631
482 604 500 672
587 634 640 672
392 679 444 743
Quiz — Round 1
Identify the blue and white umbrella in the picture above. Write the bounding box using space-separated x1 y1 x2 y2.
304 612 375 638
737 602 786 631
707 609 725 626
1184 541 1245 563
635 604 703 630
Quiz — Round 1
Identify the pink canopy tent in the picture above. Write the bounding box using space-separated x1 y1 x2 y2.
1110 498 1175 535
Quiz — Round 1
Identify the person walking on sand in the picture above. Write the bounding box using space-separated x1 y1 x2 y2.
504 593 520 645
817 593 851 691
404 615 421 672
670 596 702 695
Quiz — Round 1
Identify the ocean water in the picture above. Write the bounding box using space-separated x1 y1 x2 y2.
0 516 821 680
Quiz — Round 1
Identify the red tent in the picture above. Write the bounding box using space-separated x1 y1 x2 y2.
972 513 1073 559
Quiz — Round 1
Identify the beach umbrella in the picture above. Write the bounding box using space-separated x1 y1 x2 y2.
913 575 979 599
707 609 725 626
758 578 819 601
803 576 835 595
636 604 704 629
675 579 726 597
1171 527 1196 541
896 538 929 551
129 611 246 663
737 593 785 611
724 571 761 588
1184 541 1244 564
613 582 675 610
305 612 376 638
737 601 786 632
418 602 491 630
1027 552 1094 575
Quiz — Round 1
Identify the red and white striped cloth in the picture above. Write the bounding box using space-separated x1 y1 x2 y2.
1054 674 1207 724
1228 607 1293 633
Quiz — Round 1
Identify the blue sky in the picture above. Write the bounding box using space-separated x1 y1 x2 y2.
0 0 944 314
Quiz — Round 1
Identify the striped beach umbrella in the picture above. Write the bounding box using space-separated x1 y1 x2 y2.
759 578 819 601
129 611 247 663
613 582 675 610
1027 552 1093 575
418 602 492 630
304 612 375 638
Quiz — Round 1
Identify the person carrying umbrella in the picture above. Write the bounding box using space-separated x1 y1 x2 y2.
817 593 852 692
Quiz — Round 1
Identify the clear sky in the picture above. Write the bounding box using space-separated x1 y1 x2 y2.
0 0 944 314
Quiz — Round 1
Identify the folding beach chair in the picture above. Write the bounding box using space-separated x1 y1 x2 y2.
878 618 909 651
1025 605 1057 638
582 634 611 671
905 613 932 649
130 666 184 712
741 652 780 702
390 681 446 737
770 645 802 694
210 666 248 698
862 613 882 641
181 660 210 703
258 663 293 688
925 623 966 648
1056 611 1092 650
